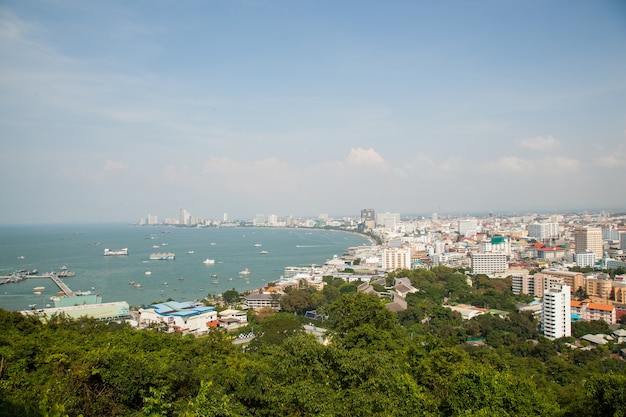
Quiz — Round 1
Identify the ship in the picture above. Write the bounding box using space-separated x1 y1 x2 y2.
259 250 269 255
203 259 215 265
149 253 175 260
104 248 129 256
239 268 251 275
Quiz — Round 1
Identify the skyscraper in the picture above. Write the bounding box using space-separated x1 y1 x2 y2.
542 284 571 340
574 226 603 259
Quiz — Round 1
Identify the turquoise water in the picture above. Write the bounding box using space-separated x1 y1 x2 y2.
0 224 370 311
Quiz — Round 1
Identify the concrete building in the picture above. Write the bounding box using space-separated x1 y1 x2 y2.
527 222 559 240
470 252 507 275
382 247 412 271
21 301 130 322
244 293 281 311
138 301 218 336
575 250 597 268
361 208 376 230
542 284 571 340
458 219 478 236
571 299 616 325
575 226 603 259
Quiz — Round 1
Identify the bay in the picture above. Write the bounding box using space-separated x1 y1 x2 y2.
0 224 370 311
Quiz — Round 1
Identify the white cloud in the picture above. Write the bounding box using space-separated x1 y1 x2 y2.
518 135 560 151
345 147 388 169
103 159 128 172
485 156 529 174
543 156 581 172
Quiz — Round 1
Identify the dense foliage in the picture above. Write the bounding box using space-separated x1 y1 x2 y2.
1 266 625 416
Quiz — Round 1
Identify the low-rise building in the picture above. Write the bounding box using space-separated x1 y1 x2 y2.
244 293 281 311
218 308 248 330
571 299 616 324
138 301 218 335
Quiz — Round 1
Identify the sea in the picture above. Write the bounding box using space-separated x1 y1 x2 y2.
0 224 371 312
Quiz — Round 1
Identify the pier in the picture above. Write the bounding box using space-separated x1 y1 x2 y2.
1 273 76 297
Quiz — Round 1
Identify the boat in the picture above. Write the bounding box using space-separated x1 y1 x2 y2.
178 277 185 281
259 250 269 255
239 268 250 275
33 286 45 291
145 271 152 275
33 291 41 295
58 270 75 277
254 243 262 247
228 277 233 281
187 250 195 254
28 304 37 308
149 253 175 260
212 279 219 284
103 248 129 256
17 255 24 259
203 259 215 265
152 245 160 249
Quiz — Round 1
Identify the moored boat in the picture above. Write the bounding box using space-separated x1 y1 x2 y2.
150 253 175 260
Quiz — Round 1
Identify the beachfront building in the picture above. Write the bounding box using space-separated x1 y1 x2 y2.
542 284 571 340
244 293 281 311
138 301 218 336
21 301 130 322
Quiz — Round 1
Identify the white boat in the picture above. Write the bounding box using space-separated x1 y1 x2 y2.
259 250 269 255
203 259 215 265
150 253 175 260
187 250 195 254
254 243 262 247
104 248 128 256
239 268 250 275
145 271 152 275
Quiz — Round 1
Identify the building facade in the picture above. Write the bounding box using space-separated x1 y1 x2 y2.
574 226 603 259
382 247 412 271
542 284 571 340
470 252 507 275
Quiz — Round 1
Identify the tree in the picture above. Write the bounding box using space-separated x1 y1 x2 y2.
222 289 240 304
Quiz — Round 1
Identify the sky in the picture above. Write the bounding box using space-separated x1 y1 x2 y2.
1 0 625 224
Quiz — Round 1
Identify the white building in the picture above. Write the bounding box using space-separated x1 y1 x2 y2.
382 247 412 271
244 293 281 310
458 219 478 236
527 222 559 240
574 251 597 268
138 301 218 335
470 253 507 275
542 284 571 340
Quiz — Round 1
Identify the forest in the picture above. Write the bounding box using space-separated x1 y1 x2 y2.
1 266 625 416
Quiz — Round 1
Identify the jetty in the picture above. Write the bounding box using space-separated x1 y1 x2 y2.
2 272 76 297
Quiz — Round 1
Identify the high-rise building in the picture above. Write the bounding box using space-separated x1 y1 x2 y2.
361 209 375 230
527 222 559 240
470 253 507 275
458 219 478 236
620 231 626 250
574 226 603 259
179 208 191 226
382 247 412 271
542 284 571 340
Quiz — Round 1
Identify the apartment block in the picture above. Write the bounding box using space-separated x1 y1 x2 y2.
542 284 571 340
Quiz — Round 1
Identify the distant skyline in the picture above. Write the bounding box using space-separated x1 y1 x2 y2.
1 1 625 224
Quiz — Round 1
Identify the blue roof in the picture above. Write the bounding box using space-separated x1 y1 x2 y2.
147 301 215 317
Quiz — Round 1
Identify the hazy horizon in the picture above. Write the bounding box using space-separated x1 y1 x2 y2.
2 1 625 224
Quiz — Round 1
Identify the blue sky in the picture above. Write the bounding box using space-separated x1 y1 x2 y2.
1 0 625 223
